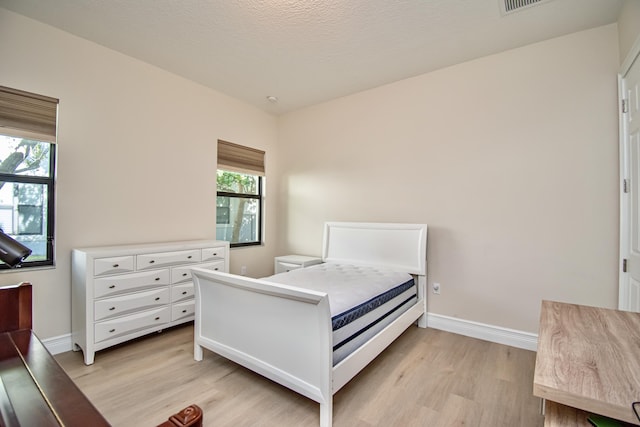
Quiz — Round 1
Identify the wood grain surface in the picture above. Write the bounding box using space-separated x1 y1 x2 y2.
56 324 544 427
534 300 640 425
543 400 592 427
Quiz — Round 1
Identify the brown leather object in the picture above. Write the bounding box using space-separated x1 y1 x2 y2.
157 404 203 427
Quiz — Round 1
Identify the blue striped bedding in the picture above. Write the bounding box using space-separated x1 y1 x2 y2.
263 263 418 365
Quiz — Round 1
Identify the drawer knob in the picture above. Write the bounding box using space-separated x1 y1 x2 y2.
109 285 116 289
213 253 217 256
187 256 192 259
155 297 160 301
112 263 119 268
182 273 188 277
155 316 160 321
182 291 187 295
182 309 187 313
149 260 155 264
109 329 116 333
109 307 116 311
214 268 219 271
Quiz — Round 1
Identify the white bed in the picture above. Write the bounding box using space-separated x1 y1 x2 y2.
191 222 428 427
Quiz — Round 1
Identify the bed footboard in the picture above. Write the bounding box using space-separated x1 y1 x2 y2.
192 268 334 421
192 268 427 427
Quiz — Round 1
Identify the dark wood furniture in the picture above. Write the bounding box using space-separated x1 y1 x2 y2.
157 405 203 427
0 328 111 426
0 282 32 333
0 282 110 426
0 283 203 427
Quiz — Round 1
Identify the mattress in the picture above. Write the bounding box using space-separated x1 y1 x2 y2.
264 263 417 365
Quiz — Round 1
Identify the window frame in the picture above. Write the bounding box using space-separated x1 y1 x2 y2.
0 141 56 269
216 171 263 248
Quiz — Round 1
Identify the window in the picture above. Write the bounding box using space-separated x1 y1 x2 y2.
216 171 262 246
0 86 58 268
216 140 265 247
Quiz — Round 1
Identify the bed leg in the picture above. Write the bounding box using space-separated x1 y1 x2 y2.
418 312 427 328
194 342 203 361
417 275 427 329
319 400 332 427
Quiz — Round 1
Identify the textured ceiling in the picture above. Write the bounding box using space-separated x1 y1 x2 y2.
0 0 623 115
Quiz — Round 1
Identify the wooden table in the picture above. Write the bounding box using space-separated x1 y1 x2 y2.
534 300 640 426
0 328 110 426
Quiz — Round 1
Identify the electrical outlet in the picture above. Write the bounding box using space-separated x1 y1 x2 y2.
240 265 247 276
432 282 441 294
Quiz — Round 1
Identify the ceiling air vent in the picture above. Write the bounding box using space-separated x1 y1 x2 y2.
500 0 552 15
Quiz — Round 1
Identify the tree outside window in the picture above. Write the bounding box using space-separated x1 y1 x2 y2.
216 170 262 246
0 135 55 267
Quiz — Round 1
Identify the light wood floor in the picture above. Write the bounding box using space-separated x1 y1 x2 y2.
55 324 544 427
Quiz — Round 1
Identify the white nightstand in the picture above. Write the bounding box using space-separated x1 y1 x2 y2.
274 255 323 274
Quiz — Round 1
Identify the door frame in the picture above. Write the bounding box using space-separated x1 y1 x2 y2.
619 35 640 310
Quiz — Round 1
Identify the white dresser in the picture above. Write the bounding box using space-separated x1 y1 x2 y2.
72 240 229 365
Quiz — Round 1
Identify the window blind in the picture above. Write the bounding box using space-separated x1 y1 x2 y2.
0 86 59 143
217 140 265 176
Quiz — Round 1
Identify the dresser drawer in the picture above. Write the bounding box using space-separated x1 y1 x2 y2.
94 269 170 298
137 249 201 270
201 246 227 262
171 261 225 284
171 282 194 303
94 287 170 321
171 300 195 321
274 255 322 274
94 256 135 276
94 306 170 343
275 261 303 273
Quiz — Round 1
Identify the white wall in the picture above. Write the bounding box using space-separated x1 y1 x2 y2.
276 24 620 334
0 9 279 339
618 0 640 63
0 7 622 340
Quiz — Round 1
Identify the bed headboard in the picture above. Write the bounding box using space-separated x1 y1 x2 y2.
322 222 427 275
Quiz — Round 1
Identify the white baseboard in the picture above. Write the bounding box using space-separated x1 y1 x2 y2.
42 315 538 356
427 312 539 351
41 333 73 355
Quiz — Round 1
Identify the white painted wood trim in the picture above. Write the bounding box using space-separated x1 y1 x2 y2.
618 33 640 310
619 71 630 310
43 313 539 356
426 312 538 351
42 333 73 355
621 33 640 77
